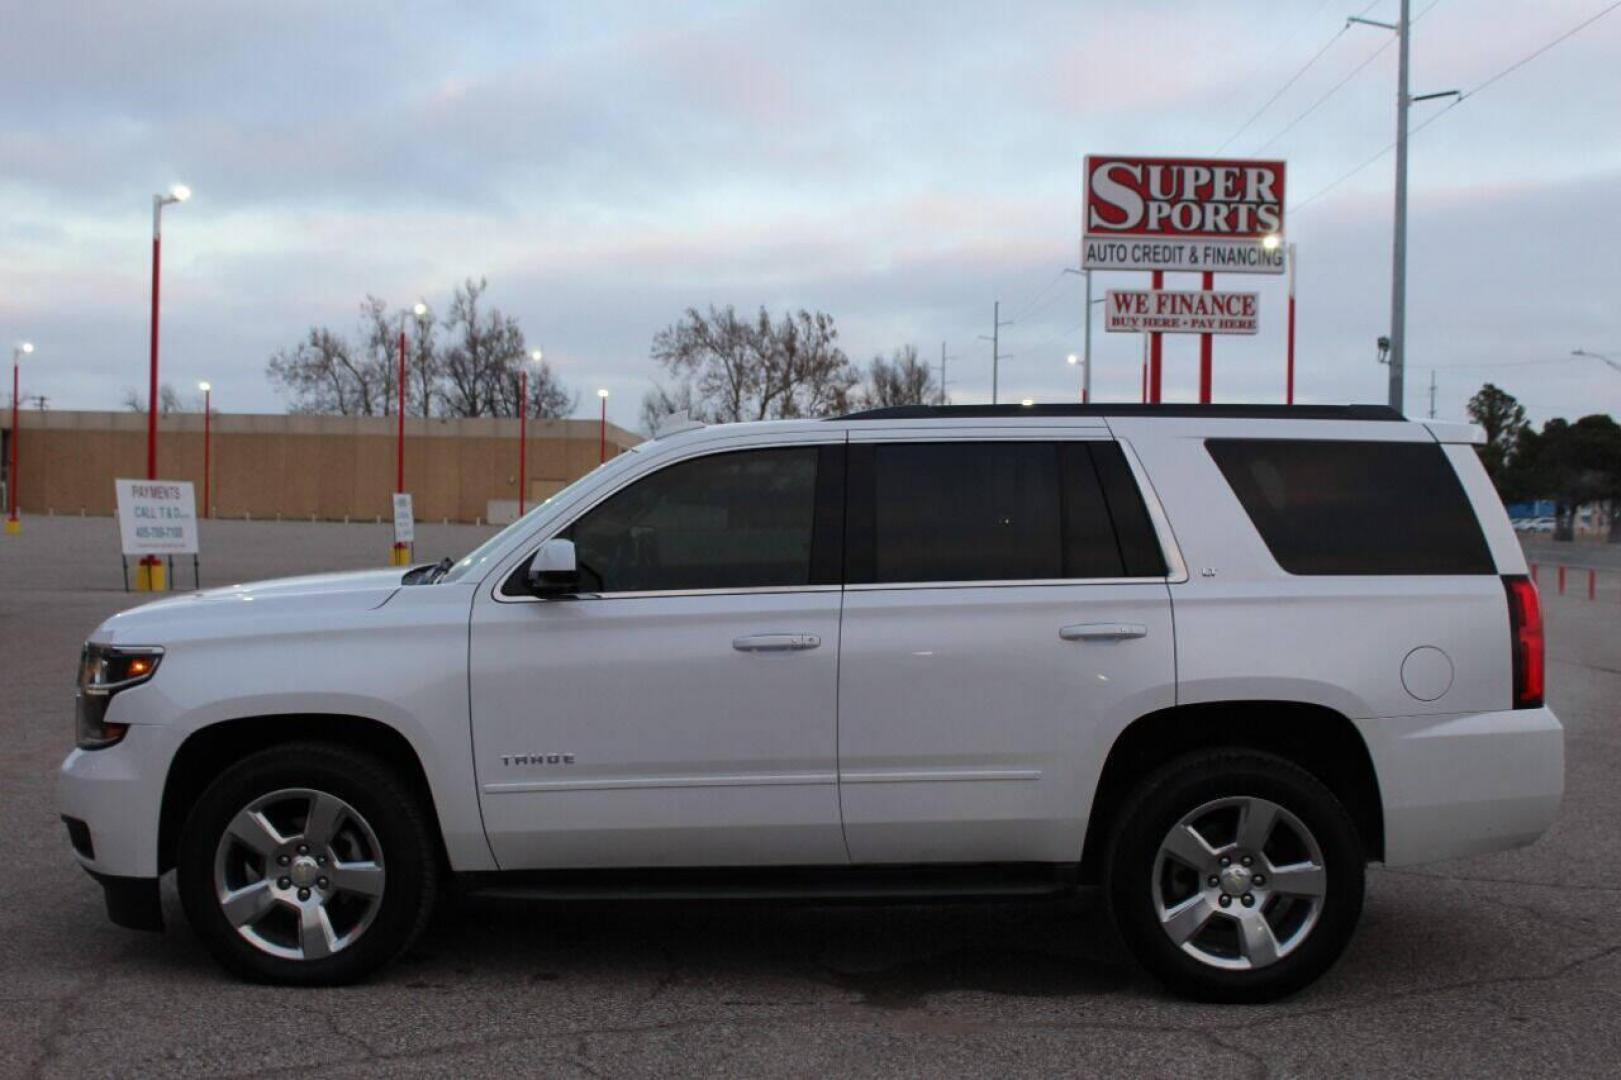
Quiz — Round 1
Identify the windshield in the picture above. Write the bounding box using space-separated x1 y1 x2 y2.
436 451 645 584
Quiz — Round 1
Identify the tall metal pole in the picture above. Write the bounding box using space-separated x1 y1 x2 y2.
1286 242 1298 404
1082 269 1093 404
518 369 528 516
1427 369 1437 418
1388 0 1411 413
992 301 1001 404
598 390 609 463
939 341 948 405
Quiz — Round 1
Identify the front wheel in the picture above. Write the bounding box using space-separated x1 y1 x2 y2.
178 742 439 985
1105 749 1365 1003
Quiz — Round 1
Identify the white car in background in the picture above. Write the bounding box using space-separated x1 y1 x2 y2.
58 403 1562 1002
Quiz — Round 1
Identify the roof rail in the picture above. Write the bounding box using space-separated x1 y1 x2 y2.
836 403 1405 422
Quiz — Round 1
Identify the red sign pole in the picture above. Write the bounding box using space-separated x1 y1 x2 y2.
1199 270 1214 403
202 386 210 519
7 357 18 531
1148 270 1164 403
392 327 407 566
1286 242 1298 404
518 369 528 516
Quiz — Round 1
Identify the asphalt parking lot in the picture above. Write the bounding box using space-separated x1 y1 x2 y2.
4 516 1620 1078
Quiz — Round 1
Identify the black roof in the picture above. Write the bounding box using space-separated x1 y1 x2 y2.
838 403 1404 422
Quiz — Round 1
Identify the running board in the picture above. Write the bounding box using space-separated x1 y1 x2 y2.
456 863 1081 903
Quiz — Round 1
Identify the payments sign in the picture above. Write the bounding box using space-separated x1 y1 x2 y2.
1083 155 1286 274
1104 289 1259 335
114 479 199 555
392 492 415 545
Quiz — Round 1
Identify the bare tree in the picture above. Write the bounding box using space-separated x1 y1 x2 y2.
649 305 857 423
641 381 700 435
359 295 404 416
858 345 936 409
441 278 532 417
525 358 578 419
266 326 385 415
266 280 575 419
120 383 184 415
408 302 439 418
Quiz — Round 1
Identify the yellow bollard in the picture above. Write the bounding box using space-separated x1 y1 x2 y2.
134 558 168 592
4 518 18 535
390 543 412 566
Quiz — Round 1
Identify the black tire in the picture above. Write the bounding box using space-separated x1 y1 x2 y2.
1104 749 1364 1003
178 741 439 985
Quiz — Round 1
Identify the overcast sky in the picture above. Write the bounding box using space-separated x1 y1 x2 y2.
4 0 1619 429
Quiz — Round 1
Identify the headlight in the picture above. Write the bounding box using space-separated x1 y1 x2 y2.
76 643 163 750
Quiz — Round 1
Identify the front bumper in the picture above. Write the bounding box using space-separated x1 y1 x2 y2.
1356 705 1564 866
57 723 177 880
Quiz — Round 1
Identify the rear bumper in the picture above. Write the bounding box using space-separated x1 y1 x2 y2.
1356 706 1564 866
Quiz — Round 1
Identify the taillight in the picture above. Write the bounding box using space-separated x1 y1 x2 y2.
1503 575 1544 709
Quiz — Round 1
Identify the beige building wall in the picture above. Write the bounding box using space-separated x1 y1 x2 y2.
1 410 640 524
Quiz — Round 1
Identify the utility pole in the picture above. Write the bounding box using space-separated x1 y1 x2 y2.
1389 0 1410 414
1349 0 1458 416
938 341 954 405
980 302 1014 404
1427 369 1437 419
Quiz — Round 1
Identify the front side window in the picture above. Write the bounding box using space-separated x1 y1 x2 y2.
564 447 825 593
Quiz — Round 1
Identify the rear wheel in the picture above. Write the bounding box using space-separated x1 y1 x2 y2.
1105 749 1364 1002
178 742 438 985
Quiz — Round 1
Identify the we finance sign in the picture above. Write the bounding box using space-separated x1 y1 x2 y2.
1083 156 1286 275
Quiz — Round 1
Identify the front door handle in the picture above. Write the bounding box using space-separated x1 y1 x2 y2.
1060 623 1148 642
733 633 822 653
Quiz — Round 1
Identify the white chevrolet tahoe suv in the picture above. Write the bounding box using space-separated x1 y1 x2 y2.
58 403 1562 1002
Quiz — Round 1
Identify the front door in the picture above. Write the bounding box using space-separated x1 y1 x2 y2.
469 441 849 869
835 436 1176 864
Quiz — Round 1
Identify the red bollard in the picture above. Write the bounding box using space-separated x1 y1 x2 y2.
1530 563 1539 584
1557 565 1567 595
1590 569 1597 601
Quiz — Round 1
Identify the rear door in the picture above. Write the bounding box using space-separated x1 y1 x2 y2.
835 432 1177 864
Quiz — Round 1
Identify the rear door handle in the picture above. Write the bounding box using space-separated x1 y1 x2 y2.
1060 623 1148 641
733 633 822 653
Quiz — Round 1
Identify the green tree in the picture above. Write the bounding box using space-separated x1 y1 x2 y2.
1514 414 1621 542
1466 383 1528 483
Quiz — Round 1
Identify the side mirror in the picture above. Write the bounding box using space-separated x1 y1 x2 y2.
527 538 579 597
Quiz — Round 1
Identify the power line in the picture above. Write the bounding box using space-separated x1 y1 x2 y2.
1215 26 1349 153
1291 0 1621 215
1250 0 1447 156
1252 34 1397 154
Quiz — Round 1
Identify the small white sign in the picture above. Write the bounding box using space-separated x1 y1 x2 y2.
1083 236 1284 274
1104 289 1260 335
392 493 415 544
115 479 199 555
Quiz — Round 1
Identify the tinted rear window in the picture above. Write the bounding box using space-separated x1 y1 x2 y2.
845 441 1165 584
1206 438 1494 575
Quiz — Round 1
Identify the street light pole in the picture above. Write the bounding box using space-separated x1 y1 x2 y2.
1287 242 1298 404
147 185 190 481
520 349 541 516
198 381 211 519
597 388 610 463
7 342 33 535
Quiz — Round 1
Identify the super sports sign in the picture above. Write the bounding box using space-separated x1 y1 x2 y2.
1083 155 1286 275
